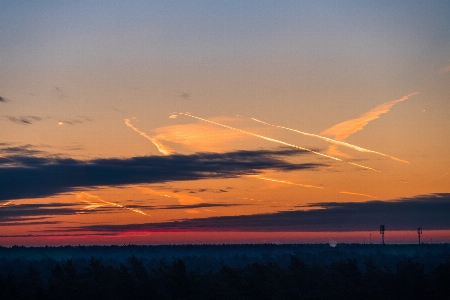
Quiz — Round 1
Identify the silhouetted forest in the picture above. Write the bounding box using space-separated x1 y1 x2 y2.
0 244 449 299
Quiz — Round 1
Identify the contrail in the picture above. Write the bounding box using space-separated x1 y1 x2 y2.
124 118 173 155
179 112 380 172
0 201 12 207
76 192 149 216
252 176 377 198
81 199 104 210
320 92 419 141
256 176 324 189
339 191 377 198
252 118 409 164
430 172 449 182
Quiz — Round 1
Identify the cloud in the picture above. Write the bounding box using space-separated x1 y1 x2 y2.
0 148 319 201
178 91 190 100
0 144 44 156
321 93 418 141
0 203 83 222
0 199 240 224
152 122 246 153
0 96 7 103
5 116 42 125
53 87 66 99
78 194 450 232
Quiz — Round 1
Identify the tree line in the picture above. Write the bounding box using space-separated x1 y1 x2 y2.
1 253 449 299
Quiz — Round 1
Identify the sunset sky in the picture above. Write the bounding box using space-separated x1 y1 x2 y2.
1 1 449 246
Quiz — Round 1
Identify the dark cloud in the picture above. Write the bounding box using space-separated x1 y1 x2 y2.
0 149 319 201
174 188 229 194
0 144 44 156
59 115 92 125
53 87 66 99
0 96 7 103
0 201 236 224
60 119 83 125
6 116 42 125
0 202 118 223
180 92 190 100
0 203 81 222
78 194 450 232
0 220 61 226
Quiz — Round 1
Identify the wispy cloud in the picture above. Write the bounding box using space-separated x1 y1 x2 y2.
152 120 246 152
5 116 42 125
78 194 450 232
58 115 92 126
320 93 418 141
178 91 191 100
0 148 319 201
53 87 66 99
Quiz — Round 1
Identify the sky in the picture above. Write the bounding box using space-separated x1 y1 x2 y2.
1 1 449 246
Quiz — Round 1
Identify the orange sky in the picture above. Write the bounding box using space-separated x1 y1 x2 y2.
1 1 449 245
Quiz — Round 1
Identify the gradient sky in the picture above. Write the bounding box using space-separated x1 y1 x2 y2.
1 1 449 246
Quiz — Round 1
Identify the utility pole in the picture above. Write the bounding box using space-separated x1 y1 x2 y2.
380 225 385 245
417 227 422 244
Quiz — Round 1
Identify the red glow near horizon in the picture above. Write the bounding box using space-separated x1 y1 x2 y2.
1 230 449 247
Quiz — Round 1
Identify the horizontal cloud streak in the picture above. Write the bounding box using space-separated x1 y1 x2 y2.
0 148 319 201
5 115 42 125
79 194 450 232
0 203 84 222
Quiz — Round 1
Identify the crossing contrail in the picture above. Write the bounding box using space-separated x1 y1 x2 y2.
179 112 380 172
124 118 173 155
252 118 409 164
76 192 149 216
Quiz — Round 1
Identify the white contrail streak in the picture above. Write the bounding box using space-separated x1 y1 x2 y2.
179 113 380 172
252 118 409 164
339 191 377 198
251 175 377 198
124 118 173 155
430 172 450 182
256 176 324 189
